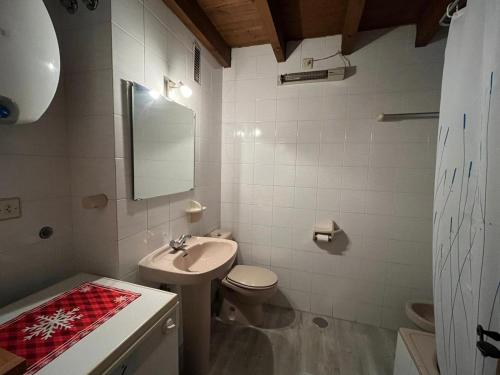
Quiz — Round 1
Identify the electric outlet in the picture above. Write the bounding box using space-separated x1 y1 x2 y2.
302 58 314 70
0 197 21 221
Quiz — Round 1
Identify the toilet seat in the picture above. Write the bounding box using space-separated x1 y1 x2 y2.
226 265 278 290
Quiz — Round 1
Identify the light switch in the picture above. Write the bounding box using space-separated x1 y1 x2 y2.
0 197 21 221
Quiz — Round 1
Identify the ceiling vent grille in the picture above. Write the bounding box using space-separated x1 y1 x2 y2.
279 67 345 85
194 42 201 85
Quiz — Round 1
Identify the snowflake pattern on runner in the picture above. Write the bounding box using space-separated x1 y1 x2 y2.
23 308 83 341
79 285 93 293
113 296 129 304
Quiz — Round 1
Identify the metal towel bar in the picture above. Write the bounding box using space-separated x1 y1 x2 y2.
377 112 439 122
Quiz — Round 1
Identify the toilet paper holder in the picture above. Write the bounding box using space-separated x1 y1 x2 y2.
313 221 343 242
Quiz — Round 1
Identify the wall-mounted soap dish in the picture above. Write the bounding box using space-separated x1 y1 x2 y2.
81 194 108 209
185 200 207 214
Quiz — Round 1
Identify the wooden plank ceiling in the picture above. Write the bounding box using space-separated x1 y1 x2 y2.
162 0 449 67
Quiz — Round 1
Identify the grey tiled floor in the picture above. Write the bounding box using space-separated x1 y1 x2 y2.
209 305 396 375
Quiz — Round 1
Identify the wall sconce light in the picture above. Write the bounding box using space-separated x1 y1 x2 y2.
166 79 193 99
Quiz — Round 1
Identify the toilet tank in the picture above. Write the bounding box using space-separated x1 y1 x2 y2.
209 229 233 240
0 0 61 125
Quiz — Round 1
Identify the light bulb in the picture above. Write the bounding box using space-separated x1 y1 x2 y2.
149 90 160 100
179 83 193 98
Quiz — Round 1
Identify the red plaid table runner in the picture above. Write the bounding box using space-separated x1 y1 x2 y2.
0 282 141 374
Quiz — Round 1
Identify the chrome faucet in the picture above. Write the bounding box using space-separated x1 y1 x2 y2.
169 234 192 252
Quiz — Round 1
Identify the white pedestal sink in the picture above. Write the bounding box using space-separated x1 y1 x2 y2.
138 236 237 375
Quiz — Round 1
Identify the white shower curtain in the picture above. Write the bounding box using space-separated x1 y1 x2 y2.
433 0 500 374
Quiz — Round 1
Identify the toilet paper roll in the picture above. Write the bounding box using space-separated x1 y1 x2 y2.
315 233 331 242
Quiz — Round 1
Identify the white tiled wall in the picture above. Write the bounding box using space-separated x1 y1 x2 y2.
57 0 120 277
0 1 75 306
0 0 222 304
0 93 74 305
110 0 222 281
0 2 441 330
221 27 445 329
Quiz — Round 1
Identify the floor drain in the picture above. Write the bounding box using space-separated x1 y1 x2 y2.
312 317 328 328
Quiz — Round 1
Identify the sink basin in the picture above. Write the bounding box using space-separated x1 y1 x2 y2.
138 236 237 285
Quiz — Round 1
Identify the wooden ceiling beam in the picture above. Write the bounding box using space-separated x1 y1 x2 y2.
341 0 366 55
162 0 232 67
253 0 286 62
415 0 449 47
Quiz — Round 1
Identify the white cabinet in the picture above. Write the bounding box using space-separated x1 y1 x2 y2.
393 328 438 375
107 307 179 375
393 332 420 375
0 274 179 375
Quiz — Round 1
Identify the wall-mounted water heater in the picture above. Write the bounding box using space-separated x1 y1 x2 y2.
0 0 60 125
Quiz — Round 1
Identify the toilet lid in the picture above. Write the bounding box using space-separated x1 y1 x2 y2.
226 265 278 289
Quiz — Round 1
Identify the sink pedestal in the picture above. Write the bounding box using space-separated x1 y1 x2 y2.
138 236 238 375
181 282 211 375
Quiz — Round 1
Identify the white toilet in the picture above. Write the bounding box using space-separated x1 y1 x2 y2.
209 230 278 326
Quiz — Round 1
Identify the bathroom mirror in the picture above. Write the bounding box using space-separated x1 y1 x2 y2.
130 82 195 200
